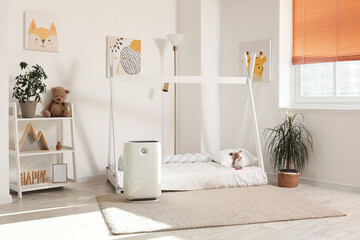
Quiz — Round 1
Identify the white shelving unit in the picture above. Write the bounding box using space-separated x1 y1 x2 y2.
9 102 77 198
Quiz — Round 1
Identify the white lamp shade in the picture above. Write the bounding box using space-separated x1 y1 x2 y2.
166 34 184 46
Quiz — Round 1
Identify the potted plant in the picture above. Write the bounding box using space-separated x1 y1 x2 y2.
264 112 313 188
12 62 47 118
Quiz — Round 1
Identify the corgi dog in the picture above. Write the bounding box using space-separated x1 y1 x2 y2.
229 150 243 170
28 19 58 52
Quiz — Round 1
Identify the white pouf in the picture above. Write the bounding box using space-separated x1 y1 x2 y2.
123 141 161 200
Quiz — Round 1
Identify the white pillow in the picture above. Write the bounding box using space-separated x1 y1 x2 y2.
211 148 234 167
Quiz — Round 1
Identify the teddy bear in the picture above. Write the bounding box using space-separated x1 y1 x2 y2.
229 150 243 170
43 86 72 118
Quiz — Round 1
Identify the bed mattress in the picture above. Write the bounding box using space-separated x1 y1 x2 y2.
116 162 267 191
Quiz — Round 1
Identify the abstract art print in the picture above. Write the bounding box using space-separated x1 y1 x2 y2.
106 37 141 77
239 40 271 82
24 11 60 52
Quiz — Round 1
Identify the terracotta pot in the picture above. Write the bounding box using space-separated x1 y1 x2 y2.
19 101 37 118
278 170 299 188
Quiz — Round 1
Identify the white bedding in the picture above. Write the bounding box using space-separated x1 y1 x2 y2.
116 162 267 191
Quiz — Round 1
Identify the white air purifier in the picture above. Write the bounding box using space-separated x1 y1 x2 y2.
123 140 161 200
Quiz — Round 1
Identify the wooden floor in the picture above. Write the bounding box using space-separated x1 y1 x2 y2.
0 180 359 240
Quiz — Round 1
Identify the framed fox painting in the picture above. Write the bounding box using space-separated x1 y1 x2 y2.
24 11 60 52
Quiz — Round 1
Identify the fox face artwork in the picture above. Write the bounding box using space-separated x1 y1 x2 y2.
28 19 58 51
26 17 58 52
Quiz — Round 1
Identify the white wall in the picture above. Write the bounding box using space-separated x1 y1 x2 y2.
177 0 222 154
8 0 176 181
296 110 360 186
279 0 293 108
176 0 202 153
200 0 221 153
0 0 12 204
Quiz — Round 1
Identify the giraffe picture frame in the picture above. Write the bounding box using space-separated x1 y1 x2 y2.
239 40 271 82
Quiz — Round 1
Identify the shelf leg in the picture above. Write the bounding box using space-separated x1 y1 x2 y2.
13 107 22 198
60 119 64 164
16 155 22 199
70 103 77 183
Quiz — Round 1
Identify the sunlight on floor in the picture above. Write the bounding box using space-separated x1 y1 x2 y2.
0 204 90 217
114 234 188 240
143 236 186 240
104 207 172 232
0 211 109 240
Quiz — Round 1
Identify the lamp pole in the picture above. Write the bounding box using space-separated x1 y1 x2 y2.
163 34 184 155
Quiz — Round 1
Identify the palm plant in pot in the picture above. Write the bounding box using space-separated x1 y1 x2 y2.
12 62 47 118
264 112 313 188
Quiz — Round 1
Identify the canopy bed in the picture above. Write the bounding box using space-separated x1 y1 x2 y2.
106 52 267 193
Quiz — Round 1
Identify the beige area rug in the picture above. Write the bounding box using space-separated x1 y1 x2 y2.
96 185 345 235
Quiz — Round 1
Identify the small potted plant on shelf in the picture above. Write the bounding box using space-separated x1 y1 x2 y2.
12 62 47 118
264 111 313 188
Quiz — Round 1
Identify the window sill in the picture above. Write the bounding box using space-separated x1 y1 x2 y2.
281 103 360 111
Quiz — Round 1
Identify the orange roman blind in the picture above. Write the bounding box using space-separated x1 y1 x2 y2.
293 0 360 65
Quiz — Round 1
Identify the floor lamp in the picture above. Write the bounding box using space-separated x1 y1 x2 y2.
162 34 184 155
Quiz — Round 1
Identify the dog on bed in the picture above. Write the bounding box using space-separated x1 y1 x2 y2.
229 150 243 170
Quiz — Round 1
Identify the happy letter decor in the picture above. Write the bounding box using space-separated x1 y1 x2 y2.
21 170 46 185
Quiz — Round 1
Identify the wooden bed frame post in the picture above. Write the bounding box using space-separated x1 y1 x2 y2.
244 52 265 171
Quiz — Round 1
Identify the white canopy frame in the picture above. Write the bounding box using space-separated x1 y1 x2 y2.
106 52 264 193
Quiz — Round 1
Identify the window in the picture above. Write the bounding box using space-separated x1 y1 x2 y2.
295 61 360 103
293 0 360 106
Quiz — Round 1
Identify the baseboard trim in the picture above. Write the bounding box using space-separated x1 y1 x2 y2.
76 175 106 184
0 194 12 204
266 172 360 192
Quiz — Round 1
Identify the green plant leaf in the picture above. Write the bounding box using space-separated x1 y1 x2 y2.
12 62 47 102
264 112 313 173
19 62 28 70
